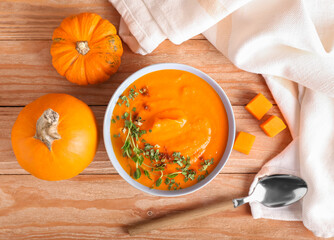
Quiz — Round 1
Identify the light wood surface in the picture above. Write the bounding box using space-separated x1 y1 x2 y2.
0 40 270 106
127 199 234 235
0 175 318 239
0 0 324 239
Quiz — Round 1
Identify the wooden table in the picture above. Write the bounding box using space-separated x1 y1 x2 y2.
0 1 323 239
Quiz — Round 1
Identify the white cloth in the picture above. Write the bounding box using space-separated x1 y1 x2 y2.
109 0 334 237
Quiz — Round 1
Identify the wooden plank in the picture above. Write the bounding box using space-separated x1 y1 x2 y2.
0 0 120 40
0 106 292 175
0 40 271 106
0 174 317 239
0 0 205 41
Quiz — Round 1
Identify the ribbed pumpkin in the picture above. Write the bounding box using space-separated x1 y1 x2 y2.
11 94 98 181
51 13 123 85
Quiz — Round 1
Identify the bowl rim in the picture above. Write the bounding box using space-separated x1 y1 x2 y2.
103 63 235 197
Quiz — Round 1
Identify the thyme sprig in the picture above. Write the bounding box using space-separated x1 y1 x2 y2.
121 111 145 179
200 158 214 172
117 86 140 107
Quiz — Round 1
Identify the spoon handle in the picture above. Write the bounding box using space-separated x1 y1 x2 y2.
128 200 233 236
232 196 252 208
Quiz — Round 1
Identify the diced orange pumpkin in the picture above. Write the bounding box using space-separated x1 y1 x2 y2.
233 131 256 155
260 115 287 137
245 93 273 120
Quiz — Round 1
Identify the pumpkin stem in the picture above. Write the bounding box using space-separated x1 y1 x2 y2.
76 41 90 55
34 108 61 151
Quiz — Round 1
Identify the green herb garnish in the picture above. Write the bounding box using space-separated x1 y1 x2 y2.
144 169 152 180
120 111 147 180
200 158 214 172
156 178 162 187
167 173 179 178
197 175 205 181
128 88 138 100
117 87 140 107
134 168 141 179
165 178 170 185
119 95 129 107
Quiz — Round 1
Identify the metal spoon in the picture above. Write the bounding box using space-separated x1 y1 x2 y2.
128 174 308 235
233 174 308 208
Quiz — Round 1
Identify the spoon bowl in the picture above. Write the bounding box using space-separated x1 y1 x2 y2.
233 174 308 208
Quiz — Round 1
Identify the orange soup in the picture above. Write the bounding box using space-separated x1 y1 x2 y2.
110 70 228 190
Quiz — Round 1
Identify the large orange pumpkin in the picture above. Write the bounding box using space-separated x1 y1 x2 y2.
51 13 123 85
11 94 98 181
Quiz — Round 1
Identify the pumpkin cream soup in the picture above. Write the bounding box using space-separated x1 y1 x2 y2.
110 70 228 190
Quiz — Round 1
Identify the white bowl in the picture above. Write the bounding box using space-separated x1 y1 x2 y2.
103 63 235 197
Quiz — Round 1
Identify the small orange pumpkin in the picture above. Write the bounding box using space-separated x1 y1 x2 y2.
11 94 98 181
51 13 123 85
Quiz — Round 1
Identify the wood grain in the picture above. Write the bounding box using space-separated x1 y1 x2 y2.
0 174 318 240
0 106 292 175
0 0 120 40
127 200 234 235
0 0 204 41
0 39 272 106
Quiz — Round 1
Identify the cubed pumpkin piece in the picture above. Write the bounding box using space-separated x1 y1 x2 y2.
245 93 273 120
260 115 287 137
233 131 256 155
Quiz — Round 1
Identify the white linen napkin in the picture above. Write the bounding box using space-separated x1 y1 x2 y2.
109 0 334 237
